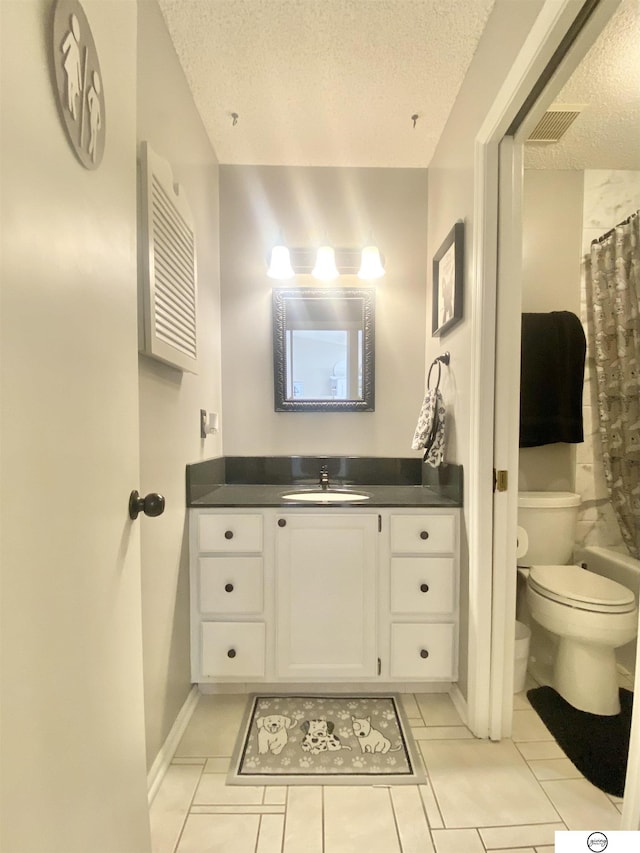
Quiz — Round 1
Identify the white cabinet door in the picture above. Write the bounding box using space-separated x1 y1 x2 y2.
201 622 266 678
390 623 456 679
197 513 263 553
276 513 378 679
390 513 456 554
199 556 264 615
390 557 455 615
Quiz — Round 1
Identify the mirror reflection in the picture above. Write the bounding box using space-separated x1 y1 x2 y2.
272 287 375 412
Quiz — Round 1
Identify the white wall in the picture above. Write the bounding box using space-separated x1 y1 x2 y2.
219 165 428 457
522 170 583 314
519 169 584 491
426 0 545 700
1 1 150 849
137 0 223 770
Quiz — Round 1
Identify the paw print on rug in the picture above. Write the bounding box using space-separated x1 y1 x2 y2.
352 757 365 768
338 727 352 740
282 757 291 766
333 756 344 766
303 701 315 710
244 758 258 769
347 701 359 710
382 709 396 721
299 757 312 768
337 710 351 720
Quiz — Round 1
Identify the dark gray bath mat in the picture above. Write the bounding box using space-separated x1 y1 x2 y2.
527 685 633 797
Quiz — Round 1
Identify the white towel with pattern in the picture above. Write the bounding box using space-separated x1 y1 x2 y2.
411 389 446 466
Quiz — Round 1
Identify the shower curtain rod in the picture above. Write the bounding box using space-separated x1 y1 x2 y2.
592 210 638 245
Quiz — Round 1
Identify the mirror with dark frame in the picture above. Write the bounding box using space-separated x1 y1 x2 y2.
272 287 375 412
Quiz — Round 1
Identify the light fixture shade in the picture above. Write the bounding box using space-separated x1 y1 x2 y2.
312 245 339 281
358 245 385 279
267 244 295 279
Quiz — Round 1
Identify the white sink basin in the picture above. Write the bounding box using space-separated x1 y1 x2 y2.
281 490 370 503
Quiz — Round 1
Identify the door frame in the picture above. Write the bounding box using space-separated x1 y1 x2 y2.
468 0 618 739
470 0 640 829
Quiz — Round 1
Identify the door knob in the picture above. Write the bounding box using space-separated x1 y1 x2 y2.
129 490 165 520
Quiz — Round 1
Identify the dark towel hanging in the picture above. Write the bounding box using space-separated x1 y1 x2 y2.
519 311 586 448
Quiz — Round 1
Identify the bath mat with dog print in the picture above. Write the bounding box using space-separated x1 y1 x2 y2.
228 695 425 785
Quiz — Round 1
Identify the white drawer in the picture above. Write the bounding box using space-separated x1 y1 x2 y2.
200 622 265 678
197 513 263 553
389 623 455 679
390 557 455 615
390 514 455 554
199 557 263 615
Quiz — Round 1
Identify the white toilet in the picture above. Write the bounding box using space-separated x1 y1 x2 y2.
518 491 638 715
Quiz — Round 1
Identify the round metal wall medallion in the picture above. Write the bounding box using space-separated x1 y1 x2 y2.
52 0 106 169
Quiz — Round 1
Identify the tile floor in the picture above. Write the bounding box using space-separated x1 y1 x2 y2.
150 682 627 853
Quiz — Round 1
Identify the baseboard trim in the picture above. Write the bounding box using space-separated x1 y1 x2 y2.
147 685 200 805
449 682 470 730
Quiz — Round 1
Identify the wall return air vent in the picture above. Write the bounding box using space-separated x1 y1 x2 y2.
527 104 586 143
139 141 198 373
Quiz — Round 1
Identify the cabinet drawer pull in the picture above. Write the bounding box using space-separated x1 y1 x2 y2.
277 518 287 527
420 648 429 659
227 648 237 659
224 530 234 540
419 530 429 540
420 583 429 593
224 583 234 593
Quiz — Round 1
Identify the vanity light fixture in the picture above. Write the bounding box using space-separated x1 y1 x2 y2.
311 245 340 281
358 245 385 279
266 239 385 280
267 243 295 279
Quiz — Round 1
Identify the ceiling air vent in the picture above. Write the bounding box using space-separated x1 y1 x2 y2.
139 141 198 373
527 104 586 143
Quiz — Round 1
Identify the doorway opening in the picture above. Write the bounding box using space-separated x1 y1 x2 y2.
479 0 639 829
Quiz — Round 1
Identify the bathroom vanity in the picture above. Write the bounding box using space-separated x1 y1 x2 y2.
187 457 462 689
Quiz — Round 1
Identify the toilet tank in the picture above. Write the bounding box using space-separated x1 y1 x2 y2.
517 491 581 565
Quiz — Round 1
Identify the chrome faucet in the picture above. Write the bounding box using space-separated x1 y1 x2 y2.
319 464 330 490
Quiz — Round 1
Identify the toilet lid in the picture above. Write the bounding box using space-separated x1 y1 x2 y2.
529 564 637 613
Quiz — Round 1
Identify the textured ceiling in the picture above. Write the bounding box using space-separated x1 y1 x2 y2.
525 0 640 170
157 0 495 167
157 0 639 170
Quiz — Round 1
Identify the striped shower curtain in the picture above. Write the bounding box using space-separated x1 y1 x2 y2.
585 211 640 559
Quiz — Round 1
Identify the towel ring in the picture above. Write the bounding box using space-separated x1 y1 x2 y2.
427 352 450 391
427 359 442 391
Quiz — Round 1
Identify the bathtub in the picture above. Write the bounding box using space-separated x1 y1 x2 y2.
577 544 640 680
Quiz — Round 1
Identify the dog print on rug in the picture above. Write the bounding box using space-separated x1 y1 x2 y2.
300 718 352 755
351 716 402 753
255 714 294 755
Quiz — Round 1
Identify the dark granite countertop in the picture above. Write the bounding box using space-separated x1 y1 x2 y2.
186 456 463 509
189 483 459 508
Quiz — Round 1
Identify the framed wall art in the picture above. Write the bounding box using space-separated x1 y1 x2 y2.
432 220 464 337
52 0 106 169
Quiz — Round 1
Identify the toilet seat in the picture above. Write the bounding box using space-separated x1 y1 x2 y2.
528 564 636 614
